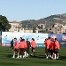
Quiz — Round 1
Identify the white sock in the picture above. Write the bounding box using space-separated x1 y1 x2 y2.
54 54 56 59
20 55 22 58
24 51 27 57
46 56 48 59
12 55 15 58
16 55 19 58
57 56 59 59
23 55 25 58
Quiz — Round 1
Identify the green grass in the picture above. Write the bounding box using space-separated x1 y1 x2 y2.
0 46 66 66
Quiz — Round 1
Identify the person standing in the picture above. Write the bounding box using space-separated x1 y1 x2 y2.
44 38 48 57
19 38 25 58
26 39 31 56
46 37 51 59
30 38 37 56
23 39 27 58
12 38 19 59
10 39 14 49
54 38 60 60
50 38 55 59
19 38 28 58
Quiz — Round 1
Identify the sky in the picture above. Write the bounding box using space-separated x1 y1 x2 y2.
0 0 66 21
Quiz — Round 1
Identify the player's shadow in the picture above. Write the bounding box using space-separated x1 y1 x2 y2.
6 54 13 58
37 55 45 58
59 55 66 60
30 55 66 60
7 54 20 58
30 55 45 59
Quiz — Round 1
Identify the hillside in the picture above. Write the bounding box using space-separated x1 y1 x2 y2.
21 13 66 28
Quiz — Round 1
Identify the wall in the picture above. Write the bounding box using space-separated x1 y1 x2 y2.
2 32 66 47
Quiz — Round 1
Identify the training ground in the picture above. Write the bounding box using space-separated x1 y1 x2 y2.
0 46 66 66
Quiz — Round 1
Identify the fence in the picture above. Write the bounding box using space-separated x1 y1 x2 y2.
2 32 66 47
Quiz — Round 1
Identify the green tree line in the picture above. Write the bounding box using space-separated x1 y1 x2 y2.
0 15 11 31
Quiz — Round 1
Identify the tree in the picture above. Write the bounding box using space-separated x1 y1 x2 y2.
33 27 36 33
0 15 11 31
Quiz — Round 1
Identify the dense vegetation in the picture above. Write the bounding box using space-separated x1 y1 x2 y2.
21 13 66 28
0 15 11 31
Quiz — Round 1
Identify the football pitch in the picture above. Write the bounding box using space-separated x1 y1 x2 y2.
0 46 66 66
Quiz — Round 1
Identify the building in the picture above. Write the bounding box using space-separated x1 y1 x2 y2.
51 23 66 34
9 21 22 32
23 28 38 33
62 25 66 33
9 21 38 33
24 28 33 33
54 23 59 28
38 23 45 29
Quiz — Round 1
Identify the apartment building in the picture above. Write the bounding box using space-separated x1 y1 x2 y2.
9 21 22 32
